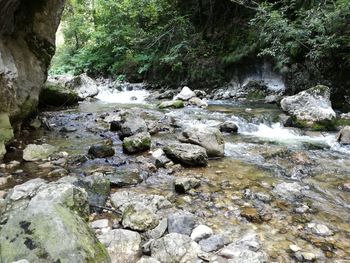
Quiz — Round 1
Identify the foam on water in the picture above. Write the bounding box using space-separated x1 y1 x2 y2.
96 84 150 104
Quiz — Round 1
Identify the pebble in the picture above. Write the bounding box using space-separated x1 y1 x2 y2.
306 222 333 237
289 244 301 252
190 225 213 242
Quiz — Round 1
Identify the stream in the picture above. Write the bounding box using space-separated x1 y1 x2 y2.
1 83 350 262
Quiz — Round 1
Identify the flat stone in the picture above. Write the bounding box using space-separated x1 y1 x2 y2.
199 234 225 252
23 144 57 161
174 177 200 194
167 212 197 236
191 225 213 242
306 222 333 237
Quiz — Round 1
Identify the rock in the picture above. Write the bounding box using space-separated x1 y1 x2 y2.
174 177 200 194
179 126 225 157
240 207 261 223
265 95 279 104
218 232 268 263
0 176 10 186
60 126 78 133
306 222 333 237
137 257 161 263
108 169 143 187
151 233 201 263
98 229 141 263
0 0 64 136
91 219 109 229
29 117 42 129
220 121 238 133
337 126 350 145
189 97 208 108
280 85 336 122
111 191 172 213
110 111 148 139
152 149 171 168
65 73 99 99
122 202 159 231
156 90 176 100
175 86 196 101
279 113 293 127
39 81 79 107
199 234 225 252
0 179 110 263
193 90 207 99
341 182 350 192
273 182 304 202
163 143 208 167
23 144 57 161
191 225 213 242
123 132 151 154
88 144 115 158
75 174 110 208
146 218 168 240
158 100 184 109
167 212 197 236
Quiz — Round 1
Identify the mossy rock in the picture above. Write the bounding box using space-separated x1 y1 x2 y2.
291 116 350 131
158 100 184 109
39 82 80 107
122 132 151 154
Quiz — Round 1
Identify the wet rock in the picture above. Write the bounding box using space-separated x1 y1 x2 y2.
336 126 350 145
189 97 208 108
174 177 200 193
122 202 159 231
218 232 268 263
240 207 261 223
156 90 176 100
265 94 279 104
179 126 225 157
341 182 350 192
273 182 304 202
98 229 141 262
111 191 172 213
152 149 171 168
23 143 57 161
39 81 79 107
158 100 184 109
151 233 200 263
220 121 238 134
65 73 99 99
0 179 109 263
164 143 208 167
88 144 115 158
191 225 213 242
199 234 225 252
123 132 151 154
59 126 77 133
167 212 198 236
146 218 168 240
137 257 161 263
280 85 336 122
279 113 293 127
193 90 207 99
175 86 196 101
306 222 333 237
110 111 148 139
108 168 142 187
75 174 110 208
48 168 68 177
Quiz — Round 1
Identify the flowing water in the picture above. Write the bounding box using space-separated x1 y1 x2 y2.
1 84 350 262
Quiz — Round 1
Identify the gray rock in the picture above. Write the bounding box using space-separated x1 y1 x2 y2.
151 233 200 263
137 257 161 263
306 222 333 237
91 219 109 229
40 81 79 107
220 121 238 133
123 132 151 154
111 191 172 213
23 144 57 161
0 179 110 263
189 97 208 108
193 90 207 99
0 113 14 159
156 90 176 100
110 111 148 139
175 86 196 101
273 182 305 202
337 126 350 145
66 73 99 99
122 202 159 231
163 143 208 167
174 177 200 194
280 85 336 122
279 113 293 127
146 218 168 240
179 126 225 157
88 144 115 158
152 149 171 168
98 229 141 263
167 212 198 236
191 225 213 242
199 234 225 252
108 168 143 187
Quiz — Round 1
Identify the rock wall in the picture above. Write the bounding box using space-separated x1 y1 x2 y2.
0 0 64 157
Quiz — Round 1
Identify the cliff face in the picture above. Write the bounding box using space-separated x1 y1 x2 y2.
0 0 65 157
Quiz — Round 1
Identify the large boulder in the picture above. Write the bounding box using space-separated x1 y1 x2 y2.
337 126 350 145
122 132 151 154
88 144 115 158
65 73 99 99
23 143 57 161
163 143 208 167
150 233 201 263
280 85 336 122
39 80 80 107
179 126 225 157
109 111 148 139
0 0 65 134
0 179 110 263
0 113 14 159
174 87 196 101
158 100 184 109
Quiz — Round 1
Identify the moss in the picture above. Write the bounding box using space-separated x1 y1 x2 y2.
158 100 184 109
172 100 184 108
246 90 266 100
291 116 350 131
39 83 79 107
